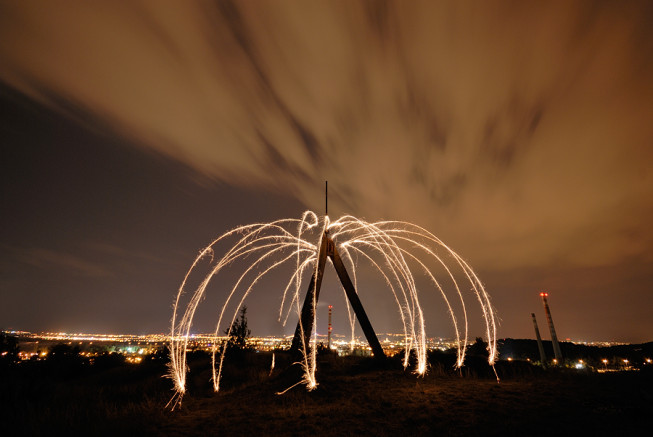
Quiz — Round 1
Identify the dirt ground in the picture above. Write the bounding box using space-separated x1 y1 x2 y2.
2 354 652 436
156 368 652 436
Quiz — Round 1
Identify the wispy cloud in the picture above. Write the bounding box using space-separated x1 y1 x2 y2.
15 247 111 278
1 1 651 271
81 241 169 265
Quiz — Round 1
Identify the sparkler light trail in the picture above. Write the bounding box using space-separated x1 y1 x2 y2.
167 212 498 408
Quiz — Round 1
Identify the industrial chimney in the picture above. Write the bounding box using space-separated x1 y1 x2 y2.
531 313 547 365
540 292 563 363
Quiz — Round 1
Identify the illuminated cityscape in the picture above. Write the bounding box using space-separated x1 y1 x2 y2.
6 330 459 360
4 330 650 373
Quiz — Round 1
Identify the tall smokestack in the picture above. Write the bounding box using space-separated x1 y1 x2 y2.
327 305 333 349
531 313 547 365
540 292 563 363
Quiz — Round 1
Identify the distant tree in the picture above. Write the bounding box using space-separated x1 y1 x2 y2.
225 306 251 349
468 337 489 358
48 343 81 361
148 346 169 362
0 332 20 365
93 352 126 368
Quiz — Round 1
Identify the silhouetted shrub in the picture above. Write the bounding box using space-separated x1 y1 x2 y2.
0 333 19 366
48 343 81 360
93 352 126 369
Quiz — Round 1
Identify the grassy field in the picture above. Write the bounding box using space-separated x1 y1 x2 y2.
1 351 651 436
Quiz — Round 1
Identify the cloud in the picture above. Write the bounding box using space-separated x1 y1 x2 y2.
1 0 652 271
14 247 111 278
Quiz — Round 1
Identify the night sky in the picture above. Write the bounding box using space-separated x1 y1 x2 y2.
1 1 652 342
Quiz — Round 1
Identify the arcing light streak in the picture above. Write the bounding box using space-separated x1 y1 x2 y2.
168 212 498 408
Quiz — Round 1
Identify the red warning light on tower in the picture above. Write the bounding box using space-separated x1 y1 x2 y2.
539 291 563 363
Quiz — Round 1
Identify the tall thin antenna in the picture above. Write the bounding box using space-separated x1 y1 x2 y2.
328 304 333 350
325 180 328 216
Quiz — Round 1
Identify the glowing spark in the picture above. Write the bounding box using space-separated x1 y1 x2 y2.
269 353 275 376
168 212 498 407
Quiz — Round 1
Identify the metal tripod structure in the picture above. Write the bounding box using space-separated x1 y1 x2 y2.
166 180 502 406
289 227 385 359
